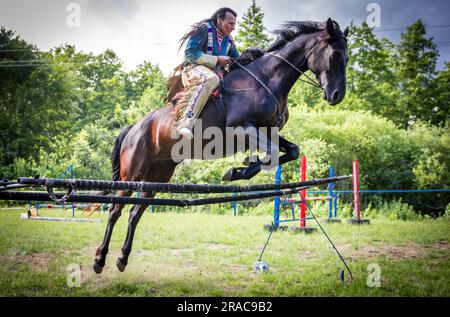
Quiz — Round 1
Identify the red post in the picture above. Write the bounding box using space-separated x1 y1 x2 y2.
300 156 307 228
353 160 360 221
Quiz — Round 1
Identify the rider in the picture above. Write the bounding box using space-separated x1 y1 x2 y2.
174 7 240 140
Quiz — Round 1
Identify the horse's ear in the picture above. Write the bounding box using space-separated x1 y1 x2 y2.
326 18 334 35
343 26 349 38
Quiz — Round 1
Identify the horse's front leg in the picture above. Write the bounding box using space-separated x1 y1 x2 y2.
276 135 300 165
222 127 280 181
243 134 299 172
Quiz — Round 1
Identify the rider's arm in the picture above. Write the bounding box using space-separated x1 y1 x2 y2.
185 24 218 69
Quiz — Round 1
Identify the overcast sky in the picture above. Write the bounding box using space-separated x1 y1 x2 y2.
1 0 449 74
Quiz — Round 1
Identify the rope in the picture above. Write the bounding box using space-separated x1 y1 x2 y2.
305 202 353 283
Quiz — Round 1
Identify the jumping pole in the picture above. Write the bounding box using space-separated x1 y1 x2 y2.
264 165 289 231
290 156 317 233
322 165 341 223
346 160 370 225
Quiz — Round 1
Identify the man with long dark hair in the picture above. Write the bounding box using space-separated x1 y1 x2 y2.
173 7 239 140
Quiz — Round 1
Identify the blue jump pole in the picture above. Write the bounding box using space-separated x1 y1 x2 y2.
334 193 338 218
70 163 75 218
273 165 282 228
328 166 334 219
233 193 237 216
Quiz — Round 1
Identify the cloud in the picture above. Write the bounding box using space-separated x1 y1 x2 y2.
87 0 140 19
0 0 448 73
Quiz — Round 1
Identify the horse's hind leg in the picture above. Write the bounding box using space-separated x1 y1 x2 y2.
116 161 177 272
116 191 153 272
93 190 132 274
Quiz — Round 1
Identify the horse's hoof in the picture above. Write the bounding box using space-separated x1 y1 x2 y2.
222 168 235 181
242 156 260 167
93 261 104 274
116 258 127 272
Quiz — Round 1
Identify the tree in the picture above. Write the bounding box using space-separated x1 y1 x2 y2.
125 61 166 101
396 19 440 127
0 29 80 177
431 62 450 126
235 0 271 51
344 22 400 120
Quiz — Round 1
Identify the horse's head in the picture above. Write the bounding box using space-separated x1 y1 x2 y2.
307 18 349 105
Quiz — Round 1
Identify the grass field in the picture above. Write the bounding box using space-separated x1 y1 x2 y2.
0 207 449 296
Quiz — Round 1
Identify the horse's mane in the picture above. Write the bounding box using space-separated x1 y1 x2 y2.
226 20 342 75
265 20 341 52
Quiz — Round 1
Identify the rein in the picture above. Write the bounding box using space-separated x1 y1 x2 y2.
227 49 323 126
265 52 322 89
228 58 283 126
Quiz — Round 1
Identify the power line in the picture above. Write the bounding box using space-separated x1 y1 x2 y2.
0 41 169 53
374 24 450 32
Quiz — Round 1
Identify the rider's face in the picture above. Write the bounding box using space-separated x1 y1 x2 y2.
217 12 236 36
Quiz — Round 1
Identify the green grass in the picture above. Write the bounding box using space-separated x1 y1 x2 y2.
0 207 449 296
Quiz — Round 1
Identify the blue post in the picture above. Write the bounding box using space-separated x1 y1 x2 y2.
233 193 237 216
70 163 75 218
328 166 334 219
273 165 282 228
334 193 338 218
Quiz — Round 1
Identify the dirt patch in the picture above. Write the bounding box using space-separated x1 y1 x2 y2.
0 252 54 271
298 251 317 259
342 241 450 261
170 248 194 257
201 243 232 252
227 264 249 273
429 240 450 251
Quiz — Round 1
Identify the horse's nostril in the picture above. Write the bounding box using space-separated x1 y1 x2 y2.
332 91 340 103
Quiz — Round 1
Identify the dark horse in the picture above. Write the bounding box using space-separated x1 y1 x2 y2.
93 18 349 273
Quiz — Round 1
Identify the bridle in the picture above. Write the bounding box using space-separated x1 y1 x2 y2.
265 52 322 89
227 47 323 127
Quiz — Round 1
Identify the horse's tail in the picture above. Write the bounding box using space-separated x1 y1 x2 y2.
96 124 134 196
111 124 134 182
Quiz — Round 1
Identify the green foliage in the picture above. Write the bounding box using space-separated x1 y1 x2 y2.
344 20 446 128
396 20 440 127
365 200 423 221
0 31 81 175
430 62 450 125
235 0 272 51
0 27 165 180
123 73 167 125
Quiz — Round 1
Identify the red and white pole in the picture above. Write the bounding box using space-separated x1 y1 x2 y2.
300 156 307 228
353 160 360 221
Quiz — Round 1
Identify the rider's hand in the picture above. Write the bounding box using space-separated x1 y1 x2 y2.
217 56 231 68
